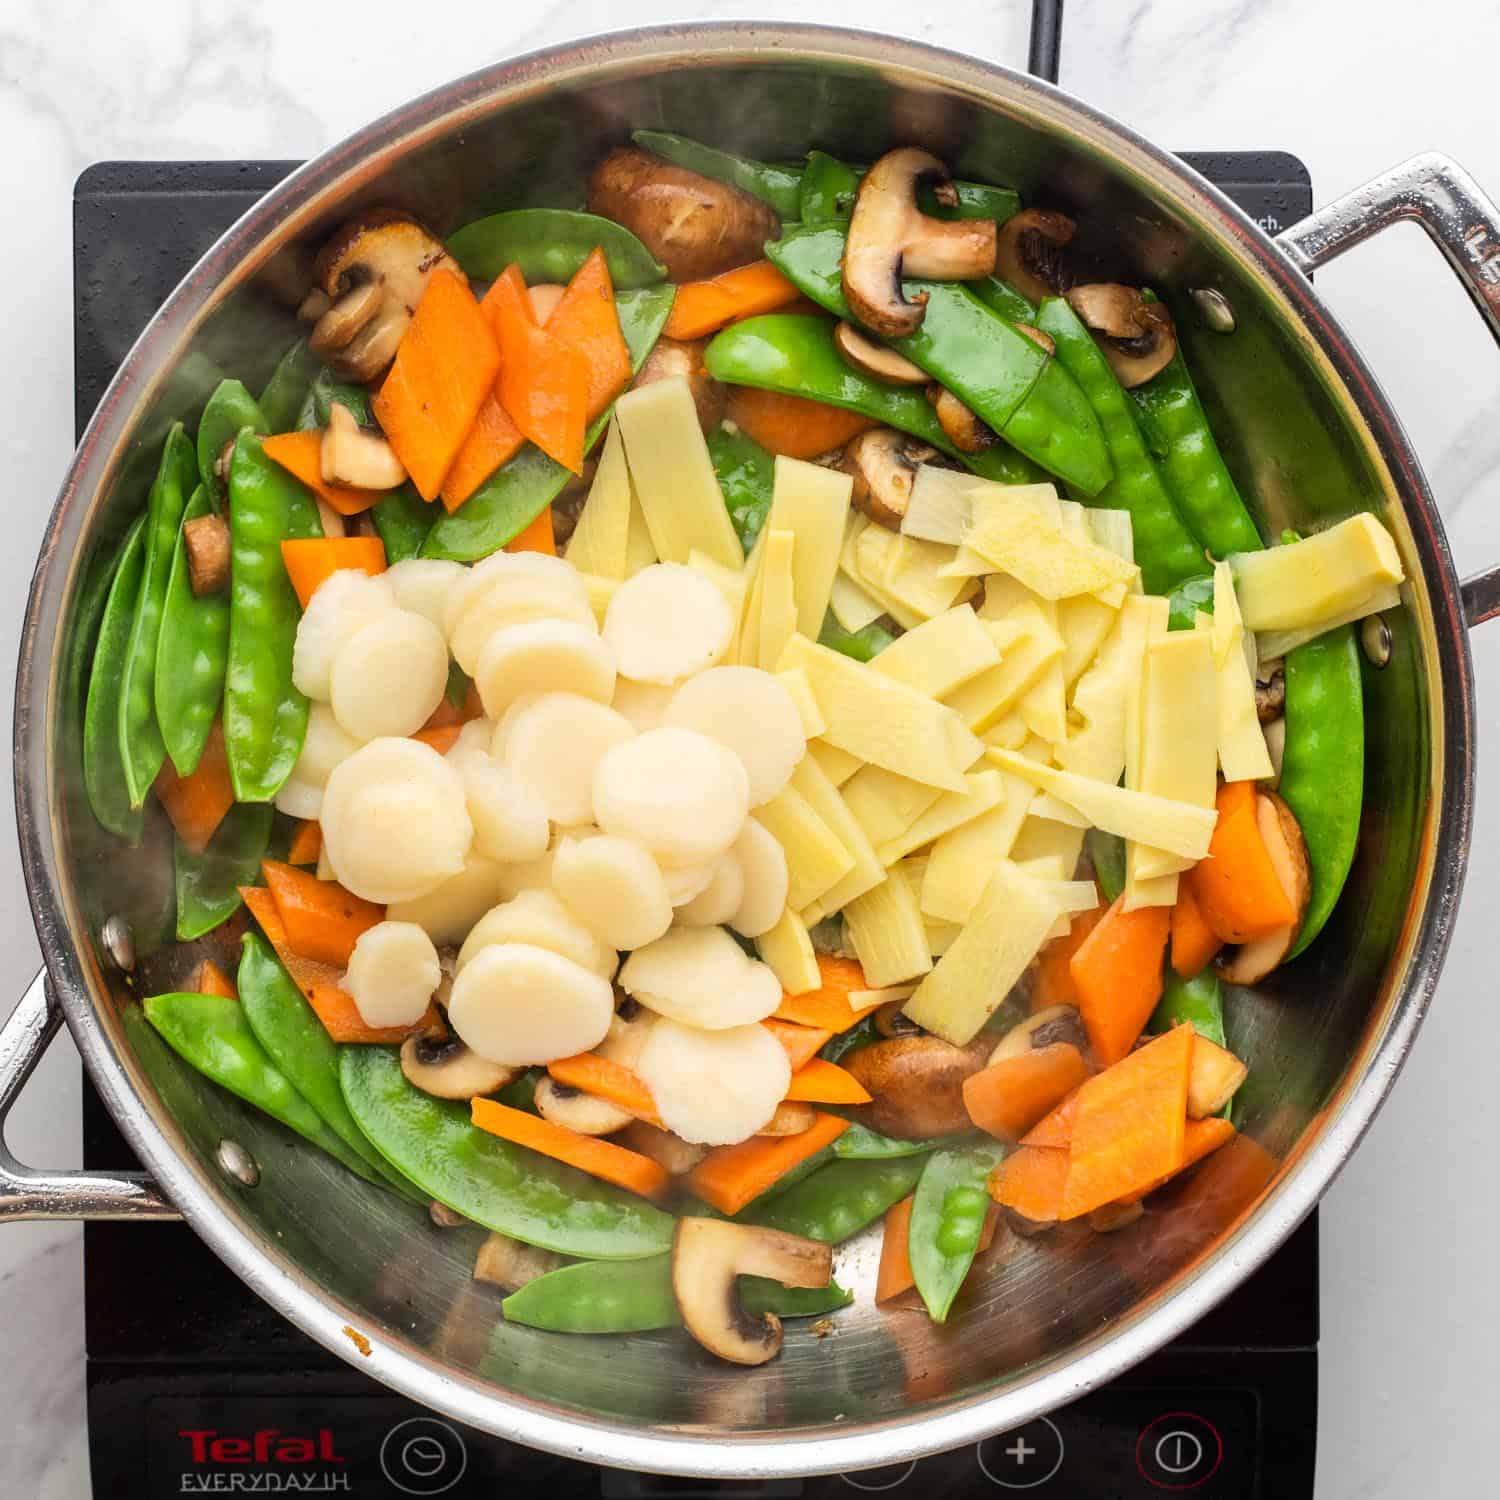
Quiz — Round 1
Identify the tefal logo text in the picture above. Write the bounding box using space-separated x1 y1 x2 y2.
178 1430 348 1465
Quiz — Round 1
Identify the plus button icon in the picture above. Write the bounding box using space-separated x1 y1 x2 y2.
978 1417 1066 1488
1005 1436 1037 1466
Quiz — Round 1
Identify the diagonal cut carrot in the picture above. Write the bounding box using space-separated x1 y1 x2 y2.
505 505 556 555
1170 878 1222 979
279 536 386 609
1187 780 1298 943
784 1057 873 1105
547 1053 663 1127
664 260 800 341
286 820 322 867
1070 894 1171 1066
261 859 383 969
685 1111 849 1215
438 395 527 512
761 1018 834 1073
262 429 386 516
546 247 632 423
471 1096 671 1202
191 958 238 1000
1021 1088 1083 1149
725 387 879 461
772 955 881 1032
154 720 235 853
963 1043 1089 1141
988 1145 1070 1223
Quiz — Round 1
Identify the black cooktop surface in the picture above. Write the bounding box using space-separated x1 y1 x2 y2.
76 147 1316 1500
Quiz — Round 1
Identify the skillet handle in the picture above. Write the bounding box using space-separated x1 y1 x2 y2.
0 970 178 1221
1276 152 1500 627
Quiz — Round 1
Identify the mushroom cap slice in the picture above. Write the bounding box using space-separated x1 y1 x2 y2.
312 208 463 381
1215 790 1311 985
671 1217 834 1366
842 148 998 340
843 1034 992 1138
534 1076 634 1136
925 386 996 454
842 427 923 530
399 1033 516 1100
987 1004 1088 1064
832 322 928 387
1065 283 1178 388
995 208 1076 306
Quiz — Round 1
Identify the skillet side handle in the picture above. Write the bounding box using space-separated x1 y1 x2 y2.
0 970 178 1221
1277 151 1500 628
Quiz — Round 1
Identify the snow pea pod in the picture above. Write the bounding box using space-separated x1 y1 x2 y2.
818 613 895 663
155 484 229 777
834 1121 945 1158
1151 970 1227 1049
197 379 268 496
746 1154 928 1243
258 339 319 434
795 152 1021 226
224 430 323 802
371 486 434 563
423 285 675 562
174 802 274 940
1167 574 1216 631
118 424 198 808
708 422 776 555
83 515 148 842
764 228 1109 493
145 992 344 1154
1087 828 1126 903
299 367 371 430
702 315 1044 485
1279 624 1364 959
909 1139 1004 1323
969 276 1039 326
632 130 804 220
1037 296 1208 596
237 933 422 1200
447 209 668 290
501 1251 852 1334
339 1046 675 1258
1127 299 1262 559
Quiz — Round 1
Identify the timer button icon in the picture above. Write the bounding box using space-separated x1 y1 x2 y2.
379 1416 470 1495
1135 1412 1223 1490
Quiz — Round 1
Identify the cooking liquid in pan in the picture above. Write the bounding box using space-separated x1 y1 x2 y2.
76 152 1318 1500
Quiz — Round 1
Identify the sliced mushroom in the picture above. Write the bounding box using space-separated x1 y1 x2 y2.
757 1101 817 1137
473 1231 561 1290
1003 1206 1056 1238
1186 1035 1249 1119
833 322 928 386
298 288 332 323
212 438 237 493
841 427 920 529
183 512 231 597
400 1033 516 1100
429 1200 469 1228
987 1004 1088 1065
588 147 779 282
843 1034 992 1138
534 1075 632 1136
618 1118 708 1176
1015 324 1056 355
926 385 996 454
672 1217 833 1366
1255 658 1286 723
1263 716 1286 785
308 281 384 357
1065 284 1177 388
1215 790 1311 985
631 338 725 433
874 999 923 1039
996 208 1076 305
842 149 998 339
321 403 407 490
311 209 463 382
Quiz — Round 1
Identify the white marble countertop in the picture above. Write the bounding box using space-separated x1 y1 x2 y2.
4 0 1500 1494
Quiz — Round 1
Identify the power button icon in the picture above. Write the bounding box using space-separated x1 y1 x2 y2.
1135 1413 1222 1490
379 1416 469 1495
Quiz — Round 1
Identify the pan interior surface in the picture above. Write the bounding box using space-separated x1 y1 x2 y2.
20 26 1464 1476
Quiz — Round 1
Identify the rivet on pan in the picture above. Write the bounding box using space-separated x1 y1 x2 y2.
1361 612 1393 667
216 1138 260 1188
100 915 135 973
1190 287 1236 333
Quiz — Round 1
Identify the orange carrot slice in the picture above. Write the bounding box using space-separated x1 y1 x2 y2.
1070 894 1171 1066
772 955 880 1031
374 267 501 501
546 247 632 422
438 395 527 512
191 958 238 1000
784 1057 873 1105
685 1111 849 1215
1187 780 1298 943
1170 878 1222 979
663 260 801 341
1029 903 1105 1012
483 265 589 474
989 1145 1070 1223
261 430 385 517
422 679 484 731
762 1018 834 1073
962 1043 1090 1141
239 886 433 1043
1060 1024 1193 1220
726 387 879 460
154 720 235 853
876 1196 916 1303
1021 1088 1082 1149
470 1096 671 1202
286 819 322 867
411 725 463 754
546 1053 663 1127
260 860 384 969
505 506 556 556
279 536 387 609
